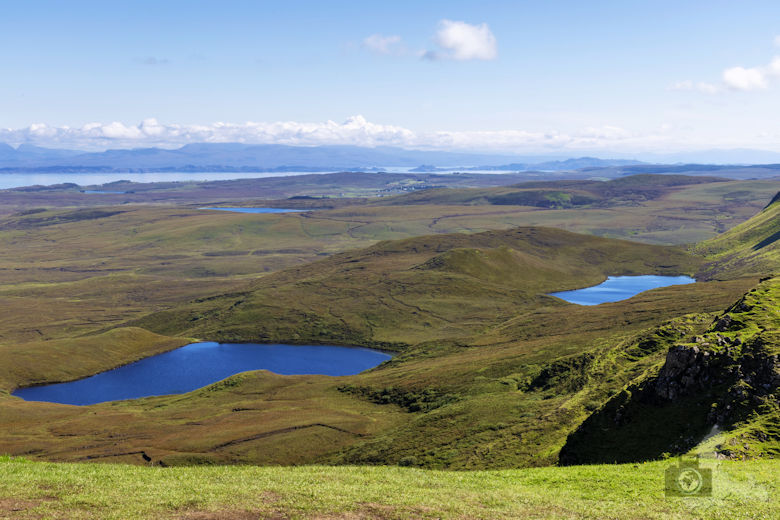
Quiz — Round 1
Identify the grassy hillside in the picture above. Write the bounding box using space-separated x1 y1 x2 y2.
0 328 193 390
1 225 756 468
559 276 779 464
0 177 772 351
1 456 777 519
558 201 780 465
131 227 700 347
694 191 779 279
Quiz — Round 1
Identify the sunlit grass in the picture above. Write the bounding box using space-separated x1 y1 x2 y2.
1 457 777 519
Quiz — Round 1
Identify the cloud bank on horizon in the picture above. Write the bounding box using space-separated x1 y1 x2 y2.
0 116 678 153
4 3 780 159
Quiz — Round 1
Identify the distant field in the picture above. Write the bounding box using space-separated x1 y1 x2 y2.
1 456 777 519
0 175 775 347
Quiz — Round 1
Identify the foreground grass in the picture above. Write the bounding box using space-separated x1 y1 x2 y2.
0 457 776 519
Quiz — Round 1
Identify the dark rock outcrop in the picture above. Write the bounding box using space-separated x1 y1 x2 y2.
560 277 779 465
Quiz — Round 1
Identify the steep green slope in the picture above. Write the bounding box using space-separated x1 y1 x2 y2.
695 191 779 279
559 276 779 464
558 200 780 465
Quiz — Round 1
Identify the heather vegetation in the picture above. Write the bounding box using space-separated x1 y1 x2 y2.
0 173 777 518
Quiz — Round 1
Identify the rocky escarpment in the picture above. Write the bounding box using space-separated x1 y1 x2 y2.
559 277 779 465
653 338 778 426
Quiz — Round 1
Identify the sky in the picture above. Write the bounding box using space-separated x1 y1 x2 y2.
2 0 780 156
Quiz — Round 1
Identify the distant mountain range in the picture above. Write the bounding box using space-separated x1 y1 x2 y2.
3 142 780 176
0 142 642 173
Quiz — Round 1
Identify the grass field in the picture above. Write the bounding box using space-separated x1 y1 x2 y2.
1 456 777 519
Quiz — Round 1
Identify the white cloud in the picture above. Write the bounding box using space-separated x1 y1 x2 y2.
722 65 769 90
673 37 780 93
721 56 780 91
0 116 669 153
362 34 403 55
696 82 722 95
429 20 497 61
765 56 780 76
361 20 497 62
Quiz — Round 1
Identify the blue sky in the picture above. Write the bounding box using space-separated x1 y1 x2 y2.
2 1 780 155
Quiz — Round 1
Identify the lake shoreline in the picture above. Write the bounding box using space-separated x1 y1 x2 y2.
12 341 393 406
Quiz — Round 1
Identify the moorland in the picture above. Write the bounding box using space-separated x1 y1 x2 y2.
0 169 777 519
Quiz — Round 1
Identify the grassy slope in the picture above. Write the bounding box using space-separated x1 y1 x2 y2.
0 229 755 468
694 192 779 279
559 276 779 464
558 196 779 464
0 372 409 467
0 280 752 469
6 175 771 344
131 226 701 347
0 176 772 350
1 456 777 520
0 328 194 390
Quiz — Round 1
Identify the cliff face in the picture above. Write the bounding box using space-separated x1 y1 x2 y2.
654 338 778 425
560 277 779 465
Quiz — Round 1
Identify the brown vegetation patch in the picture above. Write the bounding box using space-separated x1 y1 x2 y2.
177 511 281 520
312 503 435 520
0 496 58 519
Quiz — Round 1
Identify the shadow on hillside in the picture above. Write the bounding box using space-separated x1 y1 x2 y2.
753 230 780 250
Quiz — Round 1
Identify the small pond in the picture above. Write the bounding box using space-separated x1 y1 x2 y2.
549 275 696 306
199 207 307 213
12 342 391 406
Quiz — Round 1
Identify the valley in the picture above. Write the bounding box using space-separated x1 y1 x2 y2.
0 171 777 518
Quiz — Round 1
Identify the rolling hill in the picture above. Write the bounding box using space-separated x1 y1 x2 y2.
131 226 701 347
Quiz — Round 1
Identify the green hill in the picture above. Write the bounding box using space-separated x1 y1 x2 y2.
559 276 779 464
557 198 780 465
695 191 779 279
3 224 752 469
132 226 700 348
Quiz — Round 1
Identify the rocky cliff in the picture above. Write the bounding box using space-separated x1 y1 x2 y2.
560 277 779 464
